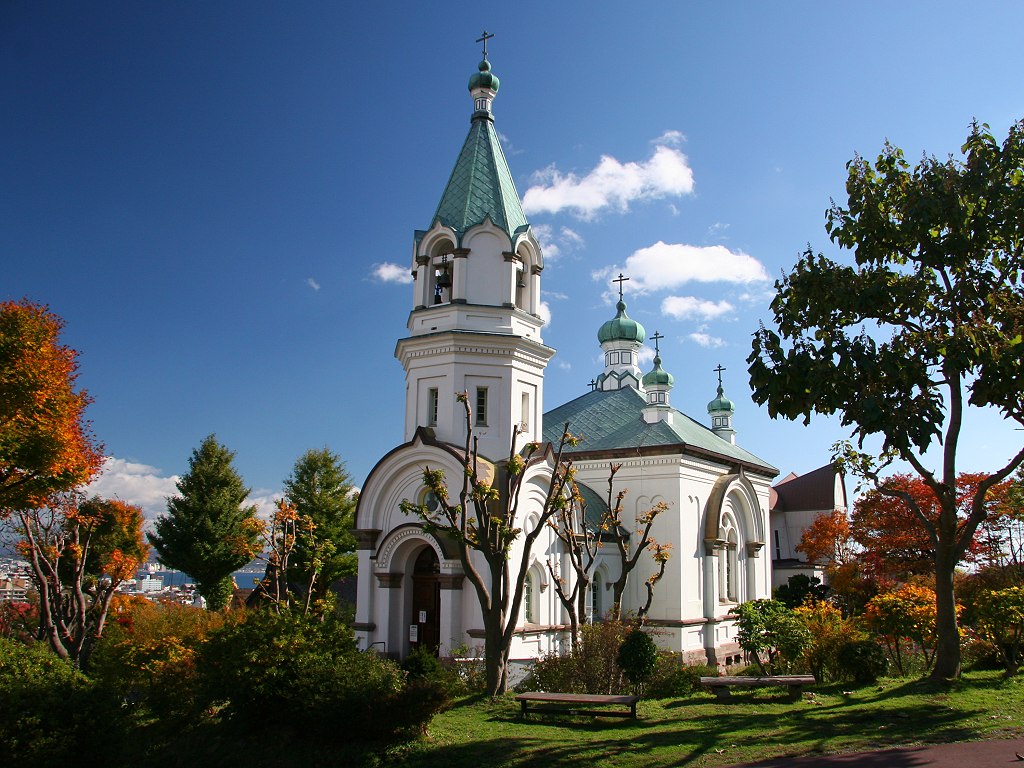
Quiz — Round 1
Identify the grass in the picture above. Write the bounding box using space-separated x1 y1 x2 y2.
375 671 1024 768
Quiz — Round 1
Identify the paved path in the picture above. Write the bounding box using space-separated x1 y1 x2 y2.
730 737 1024 767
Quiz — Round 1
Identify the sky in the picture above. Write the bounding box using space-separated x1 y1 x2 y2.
4 2 1023 524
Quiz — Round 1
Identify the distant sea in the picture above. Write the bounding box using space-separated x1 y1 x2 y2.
151 567 266 589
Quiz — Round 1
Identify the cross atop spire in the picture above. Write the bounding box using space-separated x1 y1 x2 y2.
612 273 629 302
476 30 494 60
714 363 726 388
651 331 663 356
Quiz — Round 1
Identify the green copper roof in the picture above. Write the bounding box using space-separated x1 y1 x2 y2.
707 385 736 414
642 355 674 388
598 301 646 344
469 59 499 92
543 387 776 474
431 66 528 240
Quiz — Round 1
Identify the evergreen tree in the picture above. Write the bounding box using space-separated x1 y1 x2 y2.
149 435 261 610
283 448 358 604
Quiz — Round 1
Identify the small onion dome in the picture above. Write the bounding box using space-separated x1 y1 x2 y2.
469 59 500 93
707 385 735 414
598 300 646 344
642 355 674 388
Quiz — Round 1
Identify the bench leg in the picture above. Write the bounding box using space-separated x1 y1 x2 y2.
787 685 803 702
711 686 731 700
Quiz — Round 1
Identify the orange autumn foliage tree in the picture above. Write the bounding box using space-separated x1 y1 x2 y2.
0 300 104 511
852 473 1010 582
15 492 149 669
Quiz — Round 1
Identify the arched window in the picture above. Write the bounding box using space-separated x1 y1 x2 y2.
719 514 740 603
524 571 536 623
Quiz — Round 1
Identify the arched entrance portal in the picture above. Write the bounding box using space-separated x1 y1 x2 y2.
411 546 441 654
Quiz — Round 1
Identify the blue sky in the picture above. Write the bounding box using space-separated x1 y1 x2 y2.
4 2 1023 521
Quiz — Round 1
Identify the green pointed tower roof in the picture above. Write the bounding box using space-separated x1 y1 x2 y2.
432 59 529 240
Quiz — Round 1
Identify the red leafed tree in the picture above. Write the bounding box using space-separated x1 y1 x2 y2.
797 509 856 568
0 300 104 510
15 493 149 668
852 473 1011 582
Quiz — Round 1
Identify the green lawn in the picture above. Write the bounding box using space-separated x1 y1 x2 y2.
379 672 1024 768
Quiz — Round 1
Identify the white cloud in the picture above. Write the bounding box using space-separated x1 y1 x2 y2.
86 457 282 530
372 262 414 284
538 300 552 328
522 136 695 220
637 346 656 366
689 332 726 348
598 241 769 293
662 296 735 321
86 457 179 522
532 224 585 261
306 277 321 291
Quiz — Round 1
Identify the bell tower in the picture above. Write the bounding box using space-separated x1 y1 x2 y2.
395 43 554 461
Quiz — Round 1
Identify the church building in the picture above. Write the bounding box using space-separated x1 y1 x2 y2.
353 51 782 667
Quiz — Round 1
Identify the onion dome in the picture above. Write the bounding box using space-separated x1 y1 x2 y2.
597 300 646 345
707 384 735 414
642 354 674 388
469 59 500 93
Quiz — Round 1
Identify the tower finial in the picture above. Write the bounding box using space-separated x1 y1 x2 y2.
714 363 726 389
650 330 664 357
612 273 629 302
476 30 494 60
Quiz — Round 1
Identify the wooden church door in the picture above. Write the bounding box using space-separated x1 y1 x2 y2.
411 546 441 654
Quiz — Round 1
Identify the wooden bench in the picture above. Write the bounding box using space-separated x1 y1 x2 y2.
515 691 640 719
700 675 815 702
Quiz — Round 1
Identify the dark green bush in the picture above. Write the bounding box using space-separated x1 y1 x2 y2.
0 637 124 767
644 653 717 699
836 637 888 684
617 629 658 689
198 611 446 742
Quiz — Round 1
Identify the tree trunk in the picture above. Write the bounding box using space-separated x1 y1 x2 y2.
483 610 509 697
930 548 962 681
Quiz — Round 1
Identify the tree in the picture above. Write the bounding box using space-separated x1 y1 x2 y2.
749 120 1024 680
851 472 1010 582
282 448 358 602
546 463 672 645
545 477 601 650
796 509 856 570
604 465 671 622
401 392 580 697
12 492 147 668
149 435 262 611
0 300 103 512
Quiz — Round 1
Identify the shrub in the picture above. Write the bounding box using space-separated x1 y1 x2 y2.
730 599 811 675
89 597 228 717
775 575 830 609
972 585 1024 675
644 654 716 699
617 628 658 691
835 638 888 684
198 611 447 743
517 620 629 694
0 637 124 766
864 584 948 675
794 599 858 682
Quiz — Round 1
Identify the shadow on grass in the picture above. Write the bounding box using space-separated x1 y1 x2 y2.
392 685 993 768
